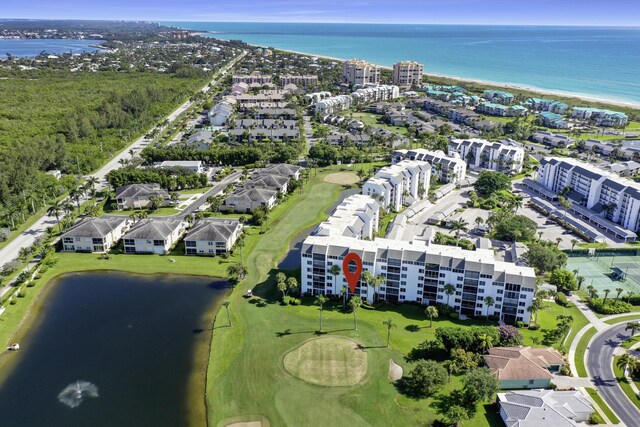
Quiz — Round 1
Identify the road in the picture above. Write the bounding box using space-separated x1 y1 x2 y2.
587 323 640 427
0 51 246 268
177 171 241 217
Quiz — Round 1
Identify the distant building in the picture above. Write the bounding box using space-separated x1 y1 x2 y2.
115 184 170 211
342 59 380 86
350 85 400 105
158 161 204 173
232 73 272 85
449 138 525 174
571 107 628 127
605 161 640 177
524 98 568 114
222 188 278 213
477 102 527 117
392 61 423 87
539 111 569 129
61 217 130 253
209 98 236 126
122 219 187 254
483 90 515 104
315 95 353 114
279 75 318 88
531 131 575 147
184 218 243 256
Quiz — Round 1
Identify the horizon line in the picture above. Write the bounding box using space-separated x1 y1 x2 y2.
2 17 640 28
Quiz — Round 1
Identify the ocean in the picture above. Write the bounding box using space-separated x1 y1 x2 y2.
0 38 102 57
166 22 640 106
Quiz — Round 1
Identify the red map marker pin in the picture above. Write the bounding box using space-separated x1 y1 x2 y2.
342 252 363 294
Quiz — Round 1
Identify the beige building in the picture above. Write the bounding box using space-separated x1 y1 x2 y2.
392 61 423 87
342 59 380 86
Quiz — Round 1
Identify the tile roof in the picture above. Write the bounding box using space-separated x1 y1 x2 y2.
484 346 564 381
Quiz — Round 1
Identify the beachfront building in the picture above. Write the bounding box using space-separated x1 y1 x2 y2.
232 73 272 85
392 61 423 88
122 218 187 254
483 90 515 104
184 218 243 256
300 195 535 323
448 138 525 174
524 98 569 114
279 75 318 88
539 112 569 129
476 102 528 117
536 157 640 235
61 217 131 253
362 160 431 211
571 107 628 127
392 149 467 183
342 59 380 86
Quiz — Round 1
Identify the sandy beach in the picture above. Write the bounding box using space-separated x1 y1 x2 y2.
208 34 640 110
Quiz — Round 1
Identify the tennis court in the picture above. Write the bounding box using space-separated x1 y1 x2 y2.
567 255 640 295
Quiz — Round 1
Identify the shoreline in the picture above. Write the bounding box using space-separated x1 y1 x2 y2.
202 34 640 110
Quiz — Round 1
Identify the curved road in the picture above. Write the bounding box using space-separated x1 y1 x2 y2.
588 323 640 426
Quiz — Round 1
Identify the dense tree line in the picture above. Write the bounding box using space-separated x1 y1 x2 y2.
106 166 208 190
140 143 301 166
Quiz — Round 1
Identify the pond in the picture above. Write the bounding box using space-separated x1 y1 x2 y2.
0 272 229 426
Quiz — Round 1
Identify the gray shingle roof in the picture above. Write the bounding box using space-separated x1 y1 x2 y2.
62 217 127 239
184 219 240 242
115 183 169 199
123 219 183 240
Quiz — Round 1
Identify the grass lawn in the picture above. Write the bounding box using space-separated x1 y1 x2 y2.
605 315 640 325
519 300 589 350
575 327 597 377
612 356 640 411
585 387 621 424
179 186 213 195
349 112 409 135
205 168 502 426
622 335 640 350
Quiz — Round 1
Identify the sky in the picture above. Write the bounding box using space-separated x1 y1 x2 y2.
3 0 640 26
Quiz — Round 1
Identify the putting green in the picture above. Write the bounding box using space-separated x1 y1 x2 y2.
323 172 359 185
283 337 368 387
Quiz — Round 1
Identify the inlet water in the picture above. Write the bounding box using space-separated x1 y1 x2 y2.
0 272 229 426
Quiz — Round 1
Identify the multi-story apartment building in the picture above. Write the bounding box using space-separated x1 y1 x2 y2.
483 90 515 104
232 73 273 85
362 160 431 211
392 149 467 183
537 157 640 236
342 59 380 86
279 75 318 88
315 95 353 114
524 98 569 114
351 85 400 105
571 107 628 127
301 195 535 323
477 102 528 117
448 138 525 174
392 61 424 87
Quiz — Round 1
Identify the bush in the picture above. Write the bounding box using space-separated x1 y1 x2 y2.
10 299 16 305
17 289 26 298
449 312 459 319
397 360 449 398
515 321 527 328
556 293 568 306
588 298 632 315
290 298 301 306
589 413 604 424
498 324 523 346
26 281 36 288
560 364 572 376
528 324 541 331
548 381 557 390
282 296 292 305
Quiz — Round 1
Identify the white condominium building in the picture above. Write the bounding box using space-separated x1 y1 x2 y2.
279 75 318 87
315 95 353 114
342 59 380 86
351 85 400 105
232 74 273 85
392 149 467 183
362 160 431 212
449 138 525 174
392 61 424 87
301 195 535 323
314 194 380 240
537 157 640 233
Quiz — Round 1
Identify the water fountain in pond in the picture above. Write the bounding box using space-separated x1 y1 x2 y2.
57 381 99 408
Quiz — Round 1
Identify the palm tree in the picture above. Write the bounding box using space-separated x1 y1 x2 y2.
617 353 639 377
339 285 348 309
47 202 64 230
586 285 597 299
570 239 578 250
360 270 374 297
477 333 494 354
603 288 611 304
383 318 396 347
627 292 635 304
576 275 585 290
527 297 544 326
315 294 328 332
443 284 456 306
222 301 231 327
425 305 439 328
449 219 468 245
615 288 624 302
626 322 640 337
371 275 385 303
349 296 362 330
556 237 562 247
483 296 495 317
235 235 245 264
474 216 483 232
70 188 83 210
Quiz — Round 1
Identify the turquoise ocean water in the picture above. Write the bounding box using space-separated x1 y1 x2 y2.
167 22 640 105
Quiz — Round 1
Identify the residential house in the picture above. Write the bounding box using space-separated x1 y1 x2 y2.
263 163 302 180
571 107 628 127
158 160 204 173
115 184 170 210
122 219 187 254
232 73 272 85
605 161 640 177
279 75 318 88
184 218 243 256
531 131 575 147
484 346 565 389
209 98 236 126
498 389 593 427
61 217 130 252
222 188 278 213
186 130 214 150
524 98 569 114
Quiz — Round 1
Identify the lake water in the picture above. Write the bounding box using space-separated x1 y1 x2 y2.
0 272 229 427
167 22 640 105
0 39 103 57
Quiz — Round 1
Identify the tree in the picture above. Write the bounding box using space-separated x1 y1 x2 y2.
524 241 568 273
443 284 456 306
483 296 495 317
474 216 484 231
615 287 624 302
47 201 64 231
570 239 578 250
626 322 640 337
497 324 523 346
349 296 362 330
399 360 449 398
549 269 578 292
276 272 287 299
463 367 500 403
383 318 396 347
425 305 439 328
617 353 639 377
222 301 231 327
473 170 511 196
491 213 538 242
286 277 298 295
477 333 494 354
339 285 348 309
449 219 468 244
576 275 585 290
443 405 469 427
315 294 328 332
527 297 545 326
226 263 247 285
603 288 611 304
329 264 342 299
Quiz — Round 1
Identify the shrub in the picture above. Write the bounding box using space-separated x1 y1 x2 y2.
10 299 16 305
497 324 523 346
39 265 49 274
589 413 604 424
17 289 26 298
282 296 292 305
560 364 572 376
26 281 36 288
515 321 527 328
588 298 632 315
1 259 21 276
556 293 568 306
548 381 557 390
290 298 301 306
449 312 459 319
528 324 541 331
